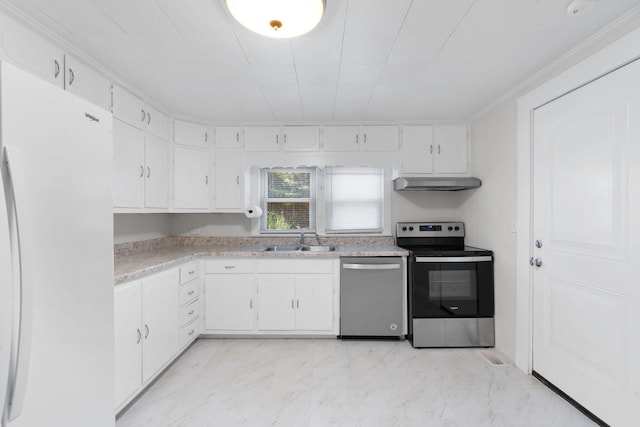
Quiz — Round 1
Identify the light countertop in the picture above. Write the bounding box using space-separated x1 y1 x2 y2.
114 238 408 284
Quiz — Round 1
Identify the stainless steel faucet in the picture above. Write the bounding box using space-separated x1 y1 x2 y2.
299 232 305 245
314 233 322 245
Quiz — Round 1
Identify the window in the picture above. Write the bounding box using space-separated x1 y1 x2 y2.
260 167 316 232
325 166 384 233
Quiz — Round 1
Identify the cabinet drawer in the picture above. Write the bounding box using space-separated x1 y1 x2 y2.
257 259 334 274
179 319 200 348
180 261 200 284
205 259 254 274
179 299 200 327
179 281 200 305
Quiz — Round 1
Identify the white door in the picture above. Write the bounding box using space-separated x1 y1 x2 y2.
114 282 142 409
174 146 209 209
257 275 295 330
64 55 112 111
282 126 320 152
434 126 468 174
214 151 243 211
295 275 333 331
401 125 434 174
113 120 145 208
204 276 254 331
243 126 280 151
532 59 640 426
361 125 399 151
144 135 170 209
322 126 359 151
142 269 178 383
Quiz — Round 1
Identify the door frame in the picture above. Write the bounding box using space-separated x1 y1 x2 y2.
515 25 640 373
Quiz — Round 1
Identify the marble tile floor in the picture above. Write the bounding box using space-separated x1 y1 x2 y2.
116 338 598 427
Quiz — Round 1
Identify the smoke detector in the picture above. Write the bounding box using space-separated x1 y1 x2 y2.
566 0 595 16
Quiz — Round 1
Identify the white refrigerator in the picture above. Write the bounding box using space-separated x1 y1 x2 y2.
0 62 115 426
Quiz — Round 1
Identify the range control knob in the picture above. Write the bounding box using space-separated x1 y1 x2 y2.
409 226 414 231
448 226 453 231
454 226 460 231
402 226 407 231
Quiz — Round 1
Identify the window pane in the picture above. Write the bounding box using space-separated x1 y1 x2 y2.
326 167 384 233
268 172 311 198
266 202 310 230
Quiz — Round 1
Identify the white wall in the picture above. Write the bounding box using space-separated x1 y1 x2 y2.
462 100 518 361
113 214 172 244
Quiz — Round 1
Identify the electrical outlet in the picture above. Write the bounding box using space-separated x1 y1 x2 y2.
511 219 518 233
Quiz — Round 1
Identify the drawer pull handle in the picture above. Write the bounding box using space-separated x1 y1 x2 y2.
136 328 142 344
188 310 195 315
249 299 253 309
188 329 195 336
188 290 195 295
144 324 149 339
188 270 195 275
224 265 235 269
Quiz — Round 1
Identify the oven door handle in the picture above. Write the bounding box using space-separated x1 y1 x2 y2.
415 256 492 263
343 263 400 270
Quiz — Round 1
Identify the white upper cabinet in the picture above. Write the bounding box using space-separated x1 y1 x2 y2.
1 26 65 88
401 125 469 175
174 120 211 148
243 126 281 151
112 85 169 140
215 126 243 150
361 125 400 151
282 126 320 152
173 146 210 209
433 126 469 174
401 125 434 174
214 151 243 212
64 55 112 111
113 120 145 208
322 125 399 152
244 126 320 152
143 134 171 208
322 126 360 151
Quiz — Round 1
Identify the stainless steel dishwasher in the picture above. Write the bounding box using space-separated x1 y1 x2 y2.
340 257 404 338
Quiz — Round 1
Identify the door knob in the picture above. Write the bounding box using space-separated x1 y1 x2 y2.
529 257 543 267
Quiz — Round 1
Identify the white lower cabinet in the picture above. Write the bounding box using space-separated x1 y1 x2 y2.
202 258 338 336
257 268 335 332
114 263 199 413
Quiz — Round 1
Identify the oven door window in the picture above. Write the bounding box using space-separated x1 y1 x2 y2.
413 262 480 317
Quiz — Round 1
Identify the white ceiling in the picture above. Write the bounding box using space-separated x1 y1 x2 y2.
3 0 640 123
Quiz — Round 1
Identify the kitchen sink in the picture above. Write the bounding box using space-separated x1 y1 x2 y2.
260 245 337 253
299 245 336 252
261 245 302 252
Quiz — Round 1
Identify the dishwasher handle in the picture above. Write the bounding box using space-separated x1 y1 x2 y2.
342 263 400 270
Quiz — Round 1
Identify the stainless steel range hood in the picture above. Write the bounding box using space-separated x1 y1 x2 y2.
393 177 481 191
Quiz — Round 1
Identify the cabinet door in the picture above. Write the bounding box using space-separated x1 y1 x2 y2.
283 126 320 152
215 126 242 150
113 120 145 208
295 275 334 331
361 125 399 151
2 27 65 88
434 126 469 174
144 104 169 140
114 282 143 410
204 276 254 331
144 135 170 209
243 126 281 151
322 126 359 151
64 55 112 111
174 146 210 209
401 125 434 174
174 120 210 148
257 275 296 330
142 269 179 383
214 151 243 211
112 85 145 129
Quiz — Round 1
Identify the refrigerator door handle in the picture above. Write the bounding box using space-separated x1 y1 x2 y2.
0 150 12 420
3 146 36 422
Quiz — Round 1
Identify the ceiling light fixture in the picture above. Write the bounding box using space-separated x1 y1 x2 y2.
226 0 325 39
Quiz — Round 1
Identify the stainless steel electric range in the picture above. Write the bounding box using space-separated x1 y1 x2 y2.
396 222 495 348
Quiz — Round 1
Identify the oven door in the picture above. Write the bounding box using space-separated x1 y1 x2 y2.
412 256 494 318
